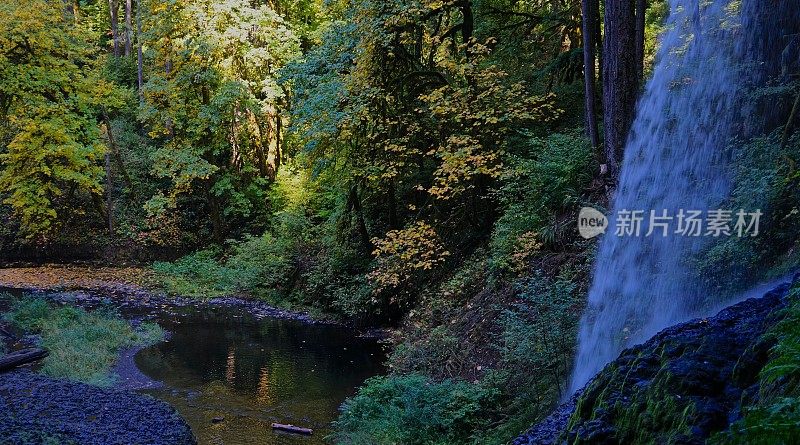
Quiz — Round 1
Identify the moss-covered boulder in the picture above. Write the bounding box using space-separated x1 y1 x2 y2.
514 277 798 445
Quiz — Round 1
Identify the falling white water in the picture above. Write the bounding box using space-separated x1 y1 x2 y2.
570 0 753 392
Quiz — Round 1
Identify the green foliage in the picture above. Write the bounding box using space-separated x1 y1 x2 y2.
331 374 502 445
499 275 582 398
153 233 294 301
226 233 294 297
491 130 595 273
4 297 164 386
153 249 234 298
697 133 800 293
0 0 126 238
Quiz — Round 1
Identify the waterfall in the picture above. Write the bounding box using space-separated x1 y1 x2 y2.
570 0 756 392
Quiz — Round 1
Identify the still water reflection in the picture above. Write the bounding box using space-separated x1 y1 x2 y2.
135 306 386 445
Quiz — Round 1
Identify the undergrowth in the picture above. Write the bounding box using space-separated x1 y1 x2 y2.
3 296 164 386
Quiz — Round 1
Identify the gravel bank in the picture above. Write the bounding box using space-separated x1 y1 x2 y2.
0 370 196 444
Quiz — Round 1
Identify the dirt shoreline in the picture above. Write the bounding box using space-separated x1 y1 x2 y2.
0 265 326 324
0 265 393 341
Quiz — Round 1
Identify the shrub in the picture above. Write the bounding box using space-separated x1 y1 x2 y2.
496 274 583 427
368 221 450 310
226 233 294 297
152 249 234 298
491 130 595 274
331 374 502 445
153 231 300 303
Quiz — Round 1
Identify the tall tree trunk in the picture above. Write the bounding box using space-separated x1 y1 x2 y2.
595 1 603 84
275 114 282 174
124 0 132 57
108 0 120 57
582 0 601 150
102 111 135 196
105 151 113 235
460 0 474 43
603 0 638 178
635 0 647 87
136 0 144 101
348 183 372 250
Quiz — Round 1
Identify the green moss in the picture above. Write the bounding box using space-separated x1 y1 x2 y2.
567 343 707 444
713 283 800 444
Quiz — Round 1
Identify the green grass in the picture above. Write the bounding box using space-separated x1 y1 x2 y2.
3 296 164 386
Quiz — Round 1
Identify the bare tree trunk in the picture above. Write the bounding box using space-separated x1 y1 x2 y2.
582 0 601 150
275 114 282 174
108 0 120 57
102 111 135 195
635 0 647 87
0 349 48 373
595 0 603 86
603 0 638 178
348 183 372 249
105 151 113 235
460 0 474 44
136 0 144 101
124 0 132 57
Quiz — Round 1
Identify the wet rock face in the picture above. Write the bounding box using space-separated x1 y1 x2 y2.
0 370 196 444
514 279 797 445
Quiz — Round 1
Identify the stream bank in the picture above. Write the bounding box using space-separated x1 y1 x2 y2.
0 370 196 444
0 267 390 445
0 265 331 325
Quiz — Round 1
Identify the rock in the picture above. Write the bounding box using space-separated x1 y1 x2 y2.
0 370 196 444
514 277 798 444
212 416 224 424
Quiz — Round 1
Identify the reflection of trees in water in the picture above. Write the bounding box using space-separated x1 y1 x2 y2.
256 367 274 406
136 307 385 408
225 346 236 384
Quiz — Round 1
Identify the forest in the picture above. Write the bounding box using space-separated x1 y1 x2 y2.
0 0 799 444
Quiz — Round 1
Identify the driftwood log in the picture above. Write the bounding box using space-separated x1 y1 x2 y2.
0 348 48 373
271 423 313 435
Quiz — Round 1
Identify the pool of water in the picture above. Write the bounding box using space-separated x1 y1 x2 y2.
0 288 387 445
134 305 387 445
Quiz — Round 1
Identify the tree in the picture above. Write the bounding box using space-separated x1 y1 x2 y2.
139 0 300 241
582 0 601 150
0 0 125 238
108 0 120 56
124 0 132 57
603 0 638 177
